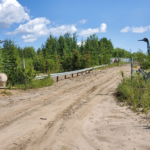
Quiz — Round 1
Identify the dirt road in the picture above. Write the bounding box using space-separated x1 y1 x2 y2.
0 65 149 150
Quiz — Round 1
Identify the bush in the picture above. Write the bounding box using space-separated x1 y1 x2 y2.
117 74 150 113
15 75 54 90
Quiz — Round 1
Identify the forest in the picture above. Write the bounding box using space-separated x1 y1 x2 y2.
0 32 145 86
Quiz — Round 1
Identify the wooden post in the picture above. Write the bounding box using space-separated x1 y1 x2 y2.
72 74 73 78
65 75 66 79
81 72 83 75
23 59 25 69
23 59 26 84
57 76 58 82
77 73 78 76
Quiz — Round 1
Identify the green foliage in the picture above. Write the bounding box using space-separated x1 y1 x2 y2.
15 76 54 90
119 60 124 65
33 33 131 72
113 48 131 58
0 33 132 89
142 54 150 69
117 74 150 114
0 39 36 87
133 49 150 70
120 70 124 77
18 46 36 59
133 49 146 66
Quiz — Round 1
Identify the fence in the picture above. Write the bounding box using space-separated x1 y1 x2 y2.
34 64 107 82
110 58 131 64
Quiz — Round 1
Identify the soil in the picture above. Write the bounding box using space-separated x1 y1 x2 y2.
0 64 149 150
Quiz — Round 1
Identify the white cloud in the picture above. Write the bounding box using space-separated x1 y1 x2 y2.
6 17 77 42
79 20 87 24
79 23 107 37
120 25 150 33
120 26 130 32
49 25 77 36
6 17 50 35
24 6 30 14
79 28 99 37
23 38 37 43
21 35 37 43
0 0 30 28
99 23 107 32
131 26 150 33
6 17 51 42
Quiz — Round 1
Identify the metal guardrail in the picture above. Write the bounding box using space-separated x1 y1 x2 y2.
34 64 107 81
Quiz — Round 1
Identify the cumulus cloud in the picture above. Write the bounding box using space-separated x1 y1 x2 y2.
6 17 77 42
99 23 107 32
49 25 77 36
79 28 99 37
120 26 130 32
6 17 50 42
0 0 30 28
21 35 37 43
79 23 107 37
79 20 87 24
6 17 50 35
131 26 150 33
120 25 150 33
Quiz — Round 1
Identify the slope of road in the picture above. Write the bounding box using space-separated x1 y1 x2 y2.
0 65 149 150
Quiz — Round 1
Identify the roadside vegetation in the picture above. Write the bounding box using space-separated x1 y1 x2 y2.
117 74 150 114
0 33 131 89
15 75 54 90
117 50 150 114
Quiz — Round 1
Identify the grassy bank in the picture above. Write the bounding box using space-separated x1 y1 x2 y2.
14 76 54 90
117 74 150 114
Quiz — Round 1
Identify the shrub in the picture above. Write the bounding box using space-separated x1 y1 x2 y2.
117 74 150 113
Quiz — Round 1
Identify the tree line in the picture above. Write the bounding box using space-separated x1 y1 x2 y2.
0 33 132 85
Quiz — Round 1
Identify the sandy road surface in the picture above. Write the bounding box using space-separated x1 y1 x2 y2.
0 65 150 150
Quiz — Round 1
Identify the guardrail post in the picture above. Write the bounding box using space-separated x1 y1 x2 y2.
57 76 58 82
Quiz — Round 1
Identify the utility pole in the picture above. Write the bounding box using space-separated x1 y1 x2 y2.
117 49 119 66
130 49 133 80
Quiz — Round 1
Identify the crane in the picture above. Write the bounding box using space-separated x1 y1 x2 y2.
138 38 150 56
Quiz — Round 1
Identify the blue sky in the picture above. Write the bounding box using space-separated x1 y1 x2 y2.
0 0 150 54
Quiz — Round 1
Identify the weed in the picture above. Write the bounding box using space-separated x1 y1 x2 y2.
117 74 150 114
120 70 124 77
14 76 54 90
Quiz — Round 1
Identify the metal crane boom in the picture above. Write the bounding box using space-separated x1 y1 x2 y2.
138 38 150 56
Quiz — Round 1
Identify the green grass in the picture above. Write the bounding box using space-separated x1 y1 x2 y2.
14 76 54 90
117 73 150 114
